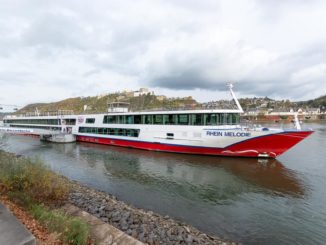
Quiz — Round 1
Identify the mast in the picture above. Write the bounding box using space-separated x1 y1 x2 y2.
228 83 243 113
294 113 301 130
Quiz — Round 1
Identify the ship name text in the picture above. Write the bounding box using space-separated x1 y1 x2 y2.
206 131 251 137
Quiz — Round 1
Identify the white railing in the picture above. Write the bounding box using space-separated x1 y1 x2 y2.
5 110 74 118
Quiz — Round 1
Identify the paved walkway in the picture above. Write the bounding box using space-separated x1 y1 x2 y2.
0 203 36 245
0 201 144 245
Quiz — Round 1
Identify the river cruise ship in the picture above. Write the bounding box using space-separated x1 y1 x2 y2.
2 110 77 134
2 85 313 158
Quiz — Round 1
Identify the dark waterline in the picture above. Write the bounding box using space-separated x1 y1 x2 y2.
1 123 326 244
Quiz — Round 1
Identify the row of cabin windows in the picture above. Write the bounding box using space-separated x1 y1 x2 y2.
63 119 76 125
10 125 61 130
4 119 76 125
103 113 240 125
4 119 61 125
79 127 140 137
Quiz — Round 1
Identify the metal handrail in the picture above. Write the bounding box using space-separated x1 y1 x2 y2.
6 110 75 118
132 104 239 112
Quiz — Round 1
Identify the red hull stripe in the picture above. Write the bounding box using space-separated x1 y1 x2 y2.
225 131 311 148
76 131 313 158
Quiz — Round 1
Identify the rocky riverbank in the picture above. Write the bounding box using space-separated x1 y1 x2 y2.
68 181 237 245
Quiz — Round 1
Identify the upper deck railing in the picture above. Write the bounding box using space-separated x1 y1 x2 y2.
5 110 75 118
133 103 239 112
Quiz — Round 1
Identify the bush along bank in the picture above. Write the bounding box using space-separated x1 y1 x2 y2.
0 150 91 245
0 150 236 245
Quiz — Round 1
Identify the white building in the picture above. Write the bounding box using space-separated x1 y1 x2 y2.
134 88 153 96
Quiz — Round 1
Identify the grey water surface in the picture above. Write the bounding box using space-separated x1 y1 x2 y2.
1 123 326 244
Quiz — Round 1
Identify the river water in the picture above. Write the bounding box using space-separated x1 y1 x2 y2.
1 123 326 244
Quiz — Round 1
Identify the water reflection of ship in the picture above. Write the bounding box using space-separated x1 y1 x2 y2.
0 133 6 147
0 136 308 201
76 142 306 201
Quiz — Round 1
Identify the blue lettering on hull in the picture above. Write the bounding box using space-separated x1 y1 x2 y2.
206 131 251 137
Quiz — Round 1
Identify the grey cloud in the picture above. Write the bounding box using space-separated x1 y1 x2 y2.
0 71 34 85
151 70 218 90
23 12 85 50
164 0 221 13
146 43 326 99
0 0 326 106
83 69 101 78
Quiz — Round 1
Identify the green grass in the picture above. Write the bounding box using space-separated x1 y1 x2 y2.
30 204 90 245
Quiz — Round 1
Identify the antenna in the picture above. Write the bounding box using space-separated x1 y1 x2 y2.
35 107 40 116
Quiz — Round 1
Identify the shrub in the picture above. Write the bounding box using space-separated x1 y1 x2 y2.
0 151 90 245
0 151 70 204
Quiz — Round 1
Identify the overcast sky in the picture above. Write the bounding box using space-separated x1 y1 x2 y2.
1 0 326 111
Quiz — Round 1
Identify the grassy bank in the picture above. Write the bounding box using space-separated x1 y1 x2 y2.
0 150 91 245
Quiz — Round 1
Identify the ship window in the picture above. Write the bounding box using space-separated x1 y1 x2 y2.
191 114 203 125
118 115 125 124
126 115 134 124
216 114 220 125
86 118 95 124
232 114 240 124
134 115 141 124
205 114 218 125
125 129 131 136
65 119 76 125
219 113 225 125
227 114 233 124
133 129 140 137
144 115 153 124
117 128 124 136
109 128 115 135
164 114 176 125
153 115 163 124
103 115 117 124
177 114 189 125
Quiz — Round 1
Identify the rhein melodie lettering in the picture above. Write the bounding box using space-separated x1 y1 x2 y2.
206 131 251 137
